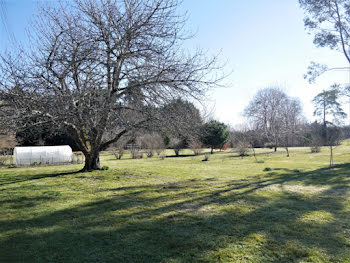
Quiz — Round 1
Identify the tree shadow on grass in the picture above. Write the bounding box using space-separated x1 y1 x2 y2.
0 169 81 186
0 195 60 209
0 164 350 262
165 154 197 158
222 150 277 159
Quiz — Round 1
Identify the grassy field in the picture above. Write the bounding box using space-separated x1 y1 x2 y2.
0 146 350 262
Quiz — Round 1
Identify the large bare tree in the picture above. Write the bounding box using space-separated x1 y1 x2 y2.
0 0 222 171
280 96 303 156
244 87 303 152
244 87 286 152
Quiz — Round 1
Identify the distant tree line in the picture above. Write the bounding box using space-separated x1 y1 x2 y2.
13 98 231 157
11 83 350 160
230 85 348 160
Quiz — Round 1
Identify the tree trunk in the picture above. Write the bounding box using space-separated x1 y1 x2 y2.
211 147 213 154
252 147 258 162
274 146 277 152
82 152 101 171
329 146 333 168
323 94 328 145
285 147 289 157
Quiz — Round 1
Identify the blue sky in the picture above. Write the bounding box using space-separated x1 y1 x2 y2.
1 0 350 126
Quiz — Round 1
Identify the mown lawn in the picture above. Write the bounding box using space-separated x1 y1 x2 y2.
0 146 350 262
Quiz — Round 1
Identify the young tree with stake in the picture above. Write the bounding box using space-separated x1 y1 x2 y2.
312 84 346 167
312 85 346 144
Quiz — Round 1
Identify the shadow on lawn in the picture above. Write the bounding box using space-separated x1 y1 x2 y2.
1 164 350 262
0 169 81 186
164 154 197 158
222 150 280 159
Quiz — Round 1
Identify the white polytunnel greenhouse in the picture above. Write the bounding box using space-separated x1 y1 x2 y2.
13 145 73 166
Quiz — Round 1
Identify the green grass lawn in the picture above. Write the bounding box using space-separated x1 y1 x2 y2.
1 146 350 262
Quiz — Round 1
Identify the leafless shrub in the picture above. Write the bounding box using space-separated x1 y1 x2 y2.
0 154 11 166
73 152 84 164
236 142 250 158
171 138 185 156
138 133 165 158
146 150 155 158
310 137 322 153
112 148 124 160
131 149 143 159
156 149 164 156
110 136 129 160
310 145 321 153
190 141 203 155
159 152 166 160
202 154 210 162
0 148 12 166
174 148 181 156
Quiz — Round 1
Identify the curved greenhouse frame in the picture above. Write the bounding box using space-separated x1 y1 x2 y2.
13 145 73 166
